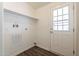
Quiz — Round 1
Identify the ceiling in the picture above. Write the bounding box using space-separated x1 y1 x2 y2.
27 2 51 9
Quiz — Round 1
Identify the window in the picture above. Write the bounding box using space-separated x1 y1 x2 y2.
53 6 69 31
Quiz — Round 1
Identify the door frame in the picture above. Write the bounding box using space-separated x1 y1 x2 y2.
50 2 76 56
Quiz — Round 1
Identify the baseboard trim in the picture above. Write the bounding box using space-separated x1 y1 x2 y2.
15 44 34 56
37 44 63 56
50 50 64 56
37 44 50 51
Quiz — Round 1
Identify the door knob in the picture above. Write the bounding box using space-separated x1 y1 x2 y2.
50 31 53 33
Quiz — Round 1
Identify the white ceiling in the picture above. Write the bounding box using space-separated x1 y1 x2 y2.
27 2 51 9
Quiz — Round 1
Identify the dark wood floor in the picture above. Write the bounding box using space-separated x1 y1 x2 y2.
17 46 58 56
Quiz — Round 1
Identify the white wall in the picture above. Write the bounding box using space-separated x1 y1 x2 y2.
0 2 2 56
3 10 37 56
36 3 64 51
3 2 37 19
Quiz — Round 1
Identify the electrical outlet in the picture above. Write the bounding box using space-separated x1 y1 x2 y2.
34 42 37 46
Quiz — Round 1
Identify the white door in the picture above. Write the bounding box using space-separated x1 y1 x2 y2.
50 3 74 56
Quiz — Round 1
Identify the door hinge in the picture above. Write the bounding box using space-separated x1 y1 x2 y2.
73 50 75 55
73 28 75 32
72 3 75 10
73 5 74 10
